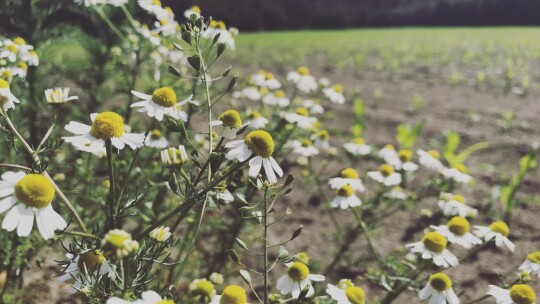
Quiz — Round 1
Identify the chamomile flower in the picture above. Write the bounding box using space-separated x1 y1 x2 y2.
288 139 319 157
145 129 169 148
216 188 235 204
252 71 281 89
276 261 325 298
326 282 366 304
184 5 201 18
131 87 191 121
417 149 445 171
367 164 402 186
473 221 515 252
106 0 127 6
210 285 247 304
209 272 224 285
58 249 116 291
161 146 189 168
204 20 236 50
138 0 162 13
378 144 398 161
101 229 140 259
385 186 408 200
287 66 318 93
45 87 78 105
0 78 20 112
312 130 330 150
63 112 145 151
323 84 345 104
343 138 372 156
210 109 246 139
107 290 174 304
440 164 473 184
431 217 482 249
190 278 216 301
328 168 365 192
284 107 317 129
418 273 460 304
330 185 362 209
245 110 268 129
241 86 261 101
0 172 67 240
149 226 171 242
302 99 325 115
225 130 283 184
488 284 536 304
437 193 478 218
389 149 419 172
263 90 290 107
406 231 459 268
519 252 540 278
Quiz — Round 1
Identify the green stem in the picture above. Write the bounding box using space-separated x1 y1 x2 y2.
263 187 269 304
351 208 382 267
93 6 127 42
62 230 99 239
106 140 116 231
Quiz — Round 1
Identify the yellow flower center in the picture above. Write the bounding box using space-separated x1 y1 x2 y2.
77 250 105 274
6 44 18 54
427 150 440 159
384 144 395 150
297 66 310 76
102 229 139 259
192 279 215 298
295 107 309 117
337 185 354 198
275 90 286 98
259 87 269 95
296 252 310 264
17 61 27 71
14 174 55 209
345 286 365 304
90 112 125 140
150 129 163 140
489 221 510 237
265 72 274 80
338 279 354 289
219 110 242 128
448 216 470 236
191 5 201 13
399 150 413 163
244 130 274 158
152 87 177 107
287 262 310 281
429 273 452 291
454 163 468 173
0 78 9 89
341 168 359 179
13 37 26 45
300 139 313 148
156 300 174 304
353 138 365 145
2 70 12 80
452 195 465 203
152 0 161 5
249 111 261 119
317 130 329 140
332 84 344 93
379 164 394 177
509 284 536 304
422 232 447 253
527 252 540 264
220 285 247 304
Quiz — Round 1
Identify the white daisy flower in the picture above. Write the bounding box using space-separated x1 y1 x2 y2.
437 193 478 218
209 285 247 304
418 273 460 304
440 164 472 184
367 164 402 187
149 226 172 242
326 282 366 304
184 5 201 18
417 149 445 171
384 186 408 200
138 0 162 14
23 50 39 66
378 144 398 161
343 138 372 156
101 229 140 259
323 84 345 104
251 71 281 89
63 112 145 151
241 86 261 101
154 18 179 37
190 278 216 301
406 231 459 268
330 185 362 209
131 87 191 121
107 290 174 304
487 284 536 304
0 172 67 240
106 0 127 6
209 109 246 139
145 129 169 148
0 40 20 62
245 110 268 129
388 149 419 172
262 90 290 107
312 130 330 150
328 168 365 192
225 130 283 184
45 87 78 105
284 107 317 130
161 146 189 168
302 99 325 115
431 216 482 249
277 261 325 298
287 139 319 157
473 221 515 252
287 67 318 93
519 252 540 278
0 78 20 112
203 21 236 50
216 188 234 204
58 249 116 291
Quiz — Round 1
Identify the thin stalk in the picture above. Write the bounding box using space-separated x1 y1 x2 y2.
263 187 269 304
62 230 99 239
105 140 116 231
93 6 127 42
351 208 382 267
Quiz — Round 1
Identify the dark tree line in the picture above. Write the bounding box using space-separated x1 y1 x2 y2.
165 0 540 31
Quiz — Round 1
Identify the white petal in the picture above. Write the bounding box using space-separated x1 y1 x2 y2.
263 158 277 184
2 203 22 232
248 157 263 178
0 196 16 213
16 206 34 237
